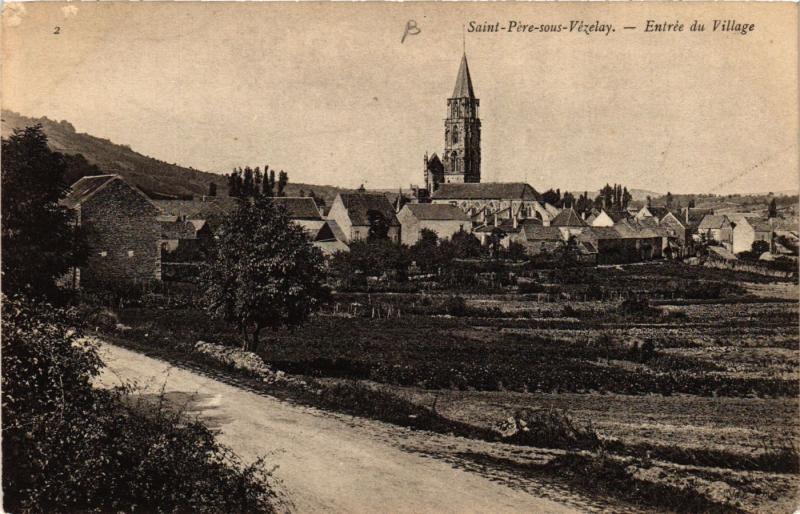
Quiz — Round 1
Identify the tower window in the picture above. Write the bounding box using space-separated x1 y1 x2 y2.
452 126 459 144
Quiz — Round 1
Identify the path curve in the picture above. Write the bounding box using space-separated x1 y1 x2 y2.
97 342 578 514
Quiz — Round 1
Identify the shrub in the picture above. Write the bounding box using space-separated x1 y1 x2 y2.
495 408 601 450
619 297 659 317
2 296 277 513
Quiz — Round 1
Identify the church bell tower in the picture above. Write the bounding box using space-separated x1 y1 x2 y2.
443 53 481 183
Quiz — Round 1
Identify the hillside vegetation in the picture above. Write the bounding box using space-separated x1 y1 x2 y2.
1 110 350 203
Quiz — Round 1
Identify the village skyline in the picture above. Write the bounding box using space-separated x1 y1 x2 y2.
3 3 797 195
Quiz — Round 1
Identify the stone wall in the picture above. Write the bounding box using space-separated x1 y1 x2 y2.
80 179 161 287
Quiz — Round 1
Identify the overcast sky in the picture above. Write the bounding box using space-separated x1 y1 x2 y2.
3 2 797 194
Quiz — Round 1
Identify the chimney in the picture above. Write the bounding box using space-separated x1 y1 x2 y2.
513 209 518 229
481 208 487 224
494 211 499 227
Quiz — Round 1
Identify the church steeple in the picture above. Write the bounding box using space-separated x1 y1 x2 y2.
452 53 475 99
443 53 481 184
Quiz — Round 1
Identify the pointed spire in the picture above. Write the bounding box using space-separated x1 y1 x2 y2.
451 53 475 99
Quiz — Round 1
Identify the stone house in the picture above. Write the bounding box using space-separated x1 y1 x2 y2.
326 192 401 243
730 215 774 254
396 203 471 245
159 217 212 253
271 197 326 237
64 174 161 287
697 215 734 247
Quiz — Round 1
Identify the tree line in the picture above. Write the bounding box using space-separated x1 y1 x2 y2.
226 166 288 198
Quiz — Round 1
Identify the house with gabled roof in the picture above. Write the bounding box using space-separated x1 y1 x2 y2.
64 174 162 287
396 203 471 245
698 214 734 247
730 215 774 254
326 192 400 243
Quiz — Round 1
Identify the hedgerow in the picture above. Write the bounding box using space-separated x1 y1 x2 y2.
2 296 278 514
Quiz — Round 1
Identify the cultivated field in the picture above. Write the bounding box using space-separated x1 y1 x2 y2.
112 262 799 513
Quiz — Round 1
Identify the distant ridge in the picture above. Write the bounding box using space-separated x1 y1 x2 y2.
0 110 351 205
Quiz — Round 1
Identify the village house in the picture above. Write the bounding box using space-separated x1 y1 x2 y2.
730 215 774 254
159 217 212 253
269 197 349 255
697 214 734 247
517 223 564 256
326 192 401 243
64 174 162 287
396 203 471 245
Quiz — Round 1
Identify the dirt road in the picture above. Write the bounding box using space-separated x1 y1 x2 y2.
96 343 581 514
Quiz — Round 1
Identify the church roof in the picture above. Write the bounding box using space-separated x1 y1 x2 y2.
452 53 476 99
403 203 471 221
431 182 540 201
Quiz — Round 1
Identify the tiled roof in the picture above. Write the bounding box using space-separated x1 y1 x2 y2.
154 197 238 219
550 208 588 227
522 224 562 241
161 219 200 240
325 219 347 242
271 197 322 220
337 193 400 227
698 215 731 230
607 210 632 223
452 53 476 99
431 182 540 201
64 175 118 208
685 208 714 225
404 203 471 221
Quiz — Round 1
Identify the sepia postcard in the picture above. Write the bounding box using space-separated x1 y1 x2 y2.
1 2 798 513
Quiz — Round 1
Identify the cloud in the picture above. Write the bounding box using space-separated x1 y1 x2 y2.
4 3 27 27
61 5 78 18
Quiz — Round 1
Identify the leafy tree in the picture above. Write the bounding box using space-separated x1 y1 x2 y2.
488 227 506 259
541 189 561 206
505 241 528 261
688 198 696 208
665 192 674 209
561 191 576 209
62 153 102 185
253 167 263 196
410 229 440 272
622 187 632 209
367 210 390 240
277 171 288 197
768 198 778 218
556 235 580 268
208 182 217 197
242 167 254 197
2 296 277 513
202 197 329 351
331 239 410 282
263 167 275 197
1 125 85 297
752 240 770 255
448 230 483 259
575 192 593 216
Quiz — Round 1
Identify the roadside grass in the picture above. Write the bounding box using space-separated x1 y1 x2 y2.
455 450 745 514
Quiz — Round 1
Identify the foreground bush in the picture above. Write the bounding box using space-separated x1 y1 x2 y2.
495 408 601 450
2 296 277 513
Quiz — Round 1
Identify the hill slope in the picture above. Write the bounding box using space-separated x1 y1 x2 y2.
1 110 350 204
